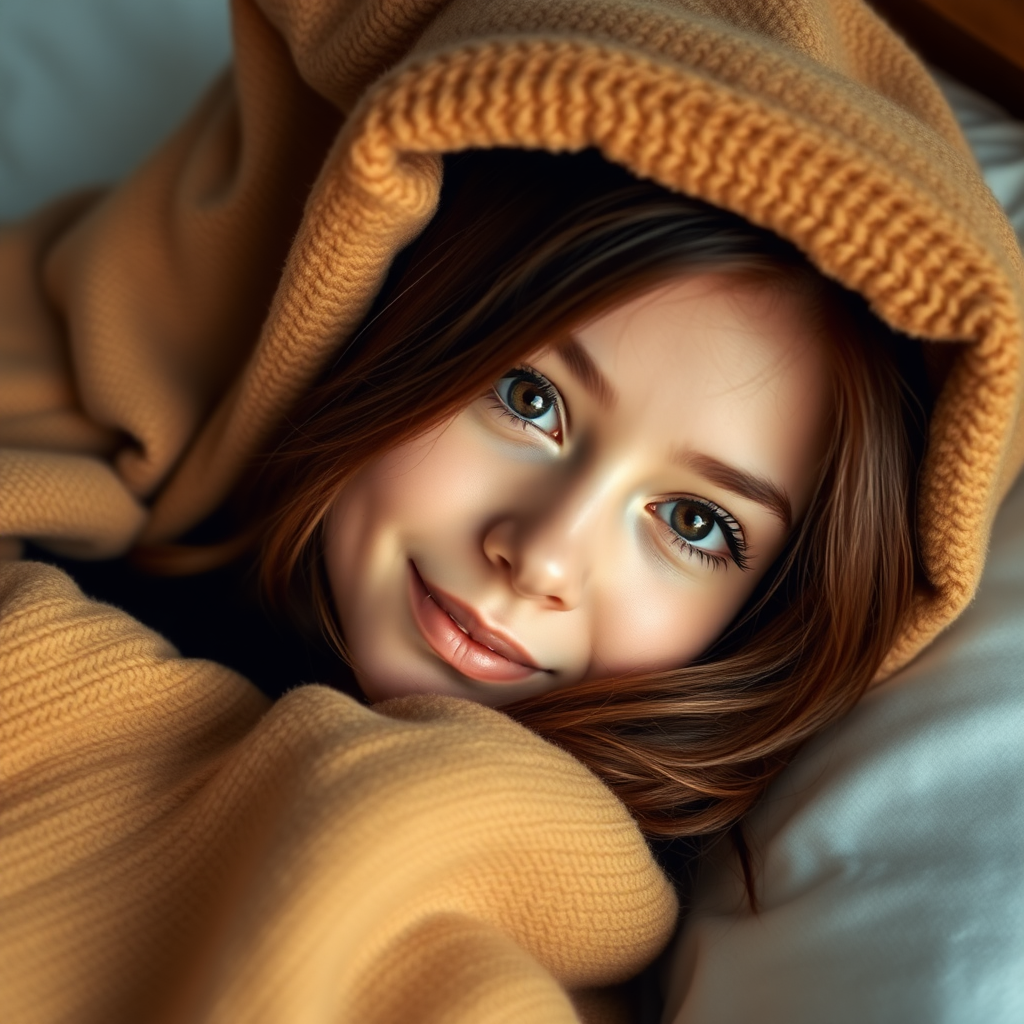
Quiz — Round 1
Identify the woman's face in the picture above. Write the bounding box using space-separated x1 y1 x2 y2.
325 273 832 705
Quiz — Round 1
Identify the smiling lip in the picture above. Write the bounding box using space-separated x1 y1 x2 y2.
408 563 544 683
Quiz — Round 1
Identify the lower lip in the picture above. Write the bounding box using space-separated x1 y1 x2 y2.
408 565 537 683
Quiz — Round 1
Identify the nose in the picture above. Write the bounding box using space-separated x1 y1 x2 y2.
482 477 601 610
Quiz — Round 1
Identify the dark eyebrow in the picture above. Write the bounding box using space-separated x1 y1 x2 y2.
675 450 793 529
554 336 618 408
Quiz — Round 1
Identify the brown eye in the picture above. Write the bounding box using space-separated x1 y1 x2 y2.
651 497 749 570
494 369 563 440
508 378 553 420
670 500 714 541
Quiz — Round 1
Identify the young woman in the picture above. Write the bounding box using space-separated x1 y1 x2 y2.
1 1 1021 1022
256 147 926 847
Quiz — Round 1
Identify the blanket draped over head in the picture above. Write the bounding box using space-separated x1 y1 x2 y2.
1 0 1022 1021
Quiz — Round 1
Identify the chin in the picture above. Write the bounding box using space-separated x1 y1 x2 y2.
349 658 435 704
351 658 555 708
350 653 462 704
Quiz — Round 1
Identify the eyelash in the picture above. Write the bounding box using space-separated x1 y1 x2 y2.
649 498 751 572
488 366 565 442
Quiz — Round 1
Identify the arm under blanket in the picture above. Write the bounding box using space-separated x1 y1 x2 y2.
0 560 677 1023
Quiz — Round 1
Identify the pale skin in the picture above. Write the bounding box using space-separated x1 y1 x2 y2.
324 273 833 706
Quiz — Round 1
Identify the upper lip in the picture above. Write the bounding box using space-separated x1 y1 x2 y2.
415 566 547 672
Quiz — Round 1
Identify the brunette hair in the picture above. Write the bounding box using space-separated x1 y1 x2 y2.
257 149 926 877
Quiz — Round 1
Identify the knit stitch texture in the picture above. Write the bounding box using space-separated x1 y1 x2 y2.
0 560 675 1022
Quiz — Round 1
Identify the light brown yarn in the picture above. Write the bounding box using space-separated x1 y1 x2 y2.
0 560 674 1022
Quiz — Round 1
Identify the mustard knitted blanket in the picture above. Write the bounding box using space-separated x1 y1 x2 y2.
0 560 676 1022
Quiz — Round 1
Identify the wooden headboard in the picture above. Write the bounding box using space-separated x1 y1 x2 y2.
869 0 1024 118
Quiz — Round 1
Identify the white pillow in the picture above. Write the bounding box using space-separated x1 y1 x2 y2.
664 77 1024 1019
0 0 229 221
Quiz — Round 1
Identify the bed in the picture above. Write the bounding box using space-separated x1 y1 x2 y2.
1 2 1021 1021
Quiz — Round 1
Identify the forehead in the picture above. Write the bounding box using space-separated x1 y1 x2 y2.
566 273 833 510
578 273 823 383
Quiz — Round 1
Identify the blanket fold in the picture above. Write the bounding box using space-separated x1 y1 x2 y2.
0 560 676 1023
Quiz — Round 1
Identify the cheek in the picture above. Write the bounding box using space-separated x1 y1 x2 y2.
325 416 498 591
587 564 759 679
339 422 470 532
